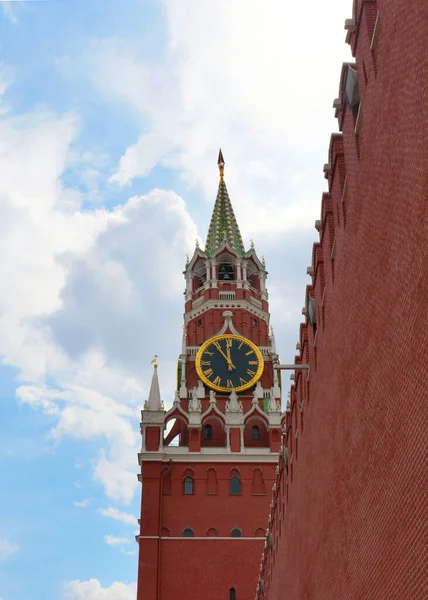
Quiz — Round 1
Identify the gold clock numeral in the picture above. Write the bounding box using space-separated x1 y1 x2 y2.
200 360 210 366
239 377 247 386
225 338 233 348
245 350 255 356
203 368 213 377
212 376 221 386
204 350 214 356
248 360 258 365
247 369 256 376
238 341 244 349
213 341 222 351
226 379 233 388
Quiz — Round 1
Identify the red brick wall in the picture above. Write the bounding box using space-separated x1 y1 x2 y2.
159 539 264 600
137 461 276 600
260 1 428 599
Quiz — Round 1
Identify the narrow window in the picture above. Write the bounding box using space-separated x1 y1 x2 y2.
231 528 242 538
230 475 241 495
182 528 194 537
204 424 213 439
230 587 236 600
184 476 194 495
252 425 259 441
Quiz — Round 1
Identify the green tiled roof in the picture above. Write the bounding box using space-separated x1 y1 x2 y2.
205 151 245 257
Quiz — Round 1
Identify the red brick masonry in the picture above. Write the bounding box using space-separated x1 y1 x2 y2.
259 1 428 599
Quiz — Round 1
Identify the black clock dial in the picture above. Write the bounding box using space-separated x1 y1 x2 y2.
196 335 263 392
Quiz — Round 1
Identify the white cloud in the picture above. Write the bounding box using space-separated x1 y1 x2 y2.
109 132 173 186
99 507 137 527
1 0 353 512
78 0 351 241
0 538 20 562
104 535 131 547
74 498 93 508
63 579 136 600
1 2 18 23
0 98 196 503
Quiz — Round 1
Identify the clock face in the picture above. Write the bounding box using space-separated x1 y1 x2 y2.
195 334 264 393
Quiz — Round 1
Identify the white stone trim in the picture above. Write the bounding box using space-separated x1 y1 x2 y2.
136 536 264 541
342 176 348 203
370 12 380 51
354 102 362 135
139 449 279 464
185 298 269 324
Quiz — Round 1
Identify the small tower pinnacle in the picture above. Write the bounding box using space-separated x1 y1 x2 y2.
145 357 163 411
218 149 225 181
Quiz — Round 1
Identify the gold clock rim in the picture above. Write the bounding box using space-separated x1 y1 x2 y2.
195 333 264 393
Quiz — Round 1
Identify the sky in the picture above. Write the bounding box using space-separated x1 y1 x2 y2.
0 1 352 598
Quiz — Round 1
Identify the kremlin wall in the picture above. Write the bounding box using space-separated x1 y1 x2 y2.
256 0 427 598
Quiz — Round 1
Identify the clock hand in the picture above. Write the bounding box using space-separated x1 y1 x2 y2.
226 347 236 370
214 342 236 370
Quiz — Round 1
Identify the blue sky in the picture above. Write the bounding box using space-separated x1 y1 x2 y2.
0 1 351 598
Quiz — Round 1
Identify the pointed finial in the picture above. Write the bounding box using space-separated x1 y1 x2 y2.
145 356 163 411
250 238 255 249
218 149 225 181
195 238 199 248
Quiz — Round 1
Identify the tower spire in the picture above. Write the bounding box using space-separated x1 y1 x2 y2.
144 358 163 411
205 150 245 257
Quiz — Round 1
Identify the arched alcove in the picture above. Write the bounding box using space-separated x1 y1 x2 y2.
243 417 269 448
201 416 226 447
205 468 218 495
251 468 265 495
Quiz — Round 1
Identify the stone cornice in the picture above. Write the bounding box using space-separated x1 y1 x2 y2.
138 448 279 464
184 298 269 324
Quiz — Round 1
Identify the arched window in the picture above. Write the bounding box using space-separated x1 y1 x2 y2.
252 425 259 440
230 469 241 495
231 528 242 538
184 476 194 495
182 528 194 537
230 587 236 600
204 424 213 439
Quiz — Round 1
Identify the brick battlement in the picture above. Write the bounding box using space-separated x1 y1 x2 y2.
256 1 428 598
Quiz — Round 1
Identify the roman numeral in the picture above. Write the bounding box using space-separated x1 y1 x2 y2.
225 339 233 348
239 377 247 386
247 369 256 376
212 376 221 386
204 350 213 356
248 360 258 365
238 341 244 349
245 350 254 356
213 341 222 351
226 379 233 388
200 360 210 366
203 368 213 377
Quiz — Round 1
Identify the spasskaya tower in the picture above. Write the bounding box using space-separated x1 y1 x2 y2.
136 151 283 600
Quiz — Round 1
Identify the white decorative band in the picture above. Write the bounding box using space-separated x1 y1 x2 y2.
136 536 264 541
